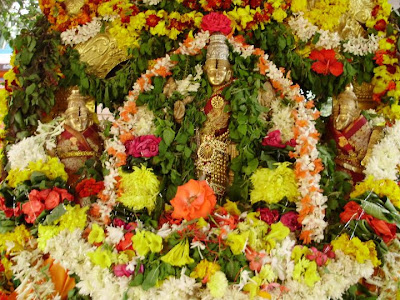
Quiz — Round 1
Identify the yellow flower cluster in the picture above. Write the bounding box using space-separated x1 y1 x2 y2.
161 239 194 266
6 156 68 188
0 225 31 253
366 0 392 30
250 162 299 204
378 103 400 122
350 176 400 209
88 247 113 268
37 205 88 250
88 223 105 244
243 265 276 298
301 0 349 31
132 230 163 256
291 245 320 287
191 259 221 281
0 89 8 174
207 271 228 298
118 165 160 212
331 233 381 267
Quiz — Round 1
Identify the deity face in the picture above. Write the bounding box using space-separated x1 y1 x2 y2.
205 59 232 86
65 100 91 132
335 90 359 131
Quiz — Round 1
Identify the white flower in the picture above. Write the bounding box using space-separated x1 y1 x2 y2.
131 106 156 136
7 136 47 170
105 226 125 245
61 17 103 46
190 240 206 259
157 222 172 238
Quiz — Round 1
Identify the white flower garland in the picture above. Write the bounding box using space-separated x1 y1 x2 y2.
61 17 103 46
288 14 380 56
364 121 400 180
11 248 60 300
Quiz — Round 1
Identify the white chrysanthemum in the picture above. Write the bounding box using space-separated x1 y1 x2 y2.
269 99 295 142
131 106 156 136
61 17 103 46
105 226 124 244
364 121 400 180
142 0 162 5
7 136 47 170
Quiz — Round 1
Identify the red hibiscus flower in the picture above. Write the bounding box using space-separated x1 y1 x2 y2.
365 215 397 244
76 179 105 198
309 49 344 76
340 201 365 223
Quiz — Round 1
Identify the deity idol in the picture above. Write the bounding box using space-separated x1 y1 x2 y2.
331 85 382 183
196 33 237 198
56 87 103 185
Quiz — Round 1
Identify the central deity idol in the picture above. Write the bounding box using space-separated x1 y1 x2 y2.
196 33 236 198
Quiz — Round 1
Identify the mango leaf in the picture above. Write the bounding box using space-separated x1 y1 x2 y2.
360 200 393 223
142 265 160 291
163 128 175 146
42 204 67 225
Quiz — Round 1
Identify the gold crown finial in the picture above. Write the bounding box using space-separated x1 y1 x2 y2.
206 33 229 61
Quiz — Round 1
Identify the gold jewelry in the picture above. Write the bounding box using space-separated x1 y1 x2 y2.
59 150 97 159
211 95 224 110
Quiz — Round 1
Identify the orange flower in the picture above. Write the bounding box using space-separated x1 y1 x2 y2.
170 180 216 221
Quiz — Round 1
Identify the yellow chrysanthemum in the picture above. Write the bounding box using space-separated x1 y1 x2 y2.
351 176 400 209
190 259 221 280
250 162 299 204
227 231 249 255
88 223 105 244
0 225 31 253
331 234 381 267
38 205 88 250
303 0 349 31
6 156 68 188
207 271 228 299
117 165 160 212
161 239 194 266
87 247 113 268
132 230 163 256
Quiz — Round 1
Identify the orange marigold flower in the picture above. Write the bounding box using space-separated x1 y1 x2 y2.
170 180 216 221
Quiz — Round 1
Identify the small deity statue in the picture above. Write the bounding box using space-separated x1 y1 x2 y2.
56 87 103 185
196 33 237 197
331 85 382 183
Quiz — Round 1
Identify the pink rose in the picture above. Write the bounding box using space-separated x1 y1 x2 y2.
201 13 232 35
45 191 61 210
262 130 286 148
258 208 279 225
125 135 162 158
22 200 45 223
280 211 301 231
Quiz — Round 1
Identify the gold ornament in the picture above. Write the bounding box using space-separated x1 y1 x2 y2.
352 80 377 110
64 0 85 15
333 85 361 131
65 87 94 132
75 32 130 79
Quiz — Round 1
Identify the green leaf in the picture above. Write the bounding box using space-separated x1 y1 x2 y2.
163 128 175 146
142 265 160 290
25 83 36 95
42 204 67 225
129 273 144 286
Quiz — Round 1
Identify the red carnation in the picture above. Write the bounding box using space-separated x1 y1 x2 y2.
309 49 344 76
76 178 105 198
201 12 232 35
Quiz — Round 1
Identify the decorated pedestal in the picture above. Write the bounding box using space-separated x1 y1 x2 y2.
0 1 399 299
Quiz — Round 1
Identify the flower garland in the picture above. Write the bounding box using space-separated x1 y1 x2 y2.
60 17 104 46
364 121 400 181
0 89 7 174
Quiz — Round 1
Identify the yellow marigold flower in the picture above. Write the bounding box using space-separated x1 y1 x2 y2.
331 234 381 267
207 271 228 298
118 165 160 212
88 247 113 268
264 222 290 252
132 230 163 256
272 8 287 23
293 258 320 287
161 239 194 266
167 28 180 40
291 0 307 12
0 225 31 253
250 162 299 204
378 103 400 122
190 259 221 280
1 257 12 279
150 20 168 36
88 223 105 244
223 200 241 216
227 231 249 255
7 157 68 188
351 176 400 209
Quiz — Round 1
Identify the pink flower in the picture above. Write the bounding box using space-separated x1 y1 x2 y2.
306 247 328 267
245 248 266 272
258 208 279 225
280 211 301 231
262 130 286 148
125 135 162 158
201 13 232 35
113 264 134 277
113 218 126 228
322 244 336 259
22 200 45 223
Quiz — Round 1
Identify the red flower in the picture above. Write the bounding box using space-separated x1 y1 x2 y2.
365 215 397 244
340 201 365 223
76 179 105 198
372 5 380 17
374 19 387 31
280 211 302 231
116 232 134 251
258 207 279 224
262 130 286 148
146 14 161 27
52 187 74 202
201 12 232 35
309 49 344 76
373 49 386 66
125 135 162 158
45 191 61 210
22 200 45 223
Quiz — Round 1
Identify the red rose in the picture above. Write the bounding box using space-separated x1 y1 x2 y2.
45 191 61 210
125 135 162 158
22 200 45 223
76 179 105 198
340 201 365 223
0 197 22 218
201 12 232 35
365 216 397 244
53 187 74 202
258 207 279 224
374 19 387 31
262 130 286 148
280 211 302 231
